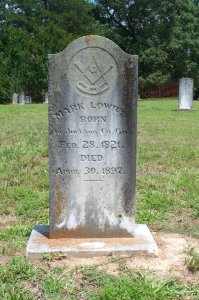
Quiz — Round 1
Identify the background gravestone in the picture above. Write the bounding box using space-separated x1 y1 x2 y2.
19 92 26 105
26 36 158 258
25 96 32 104
43 92 49 104
12 93 18 104
179 78 194 110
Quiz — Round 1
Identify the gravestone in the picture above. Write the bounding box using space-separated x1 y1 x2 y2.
19 92 26 105
25 96 32 104
179 78 193 110
26 36 158 259
43 92 49 104
12 93 18 104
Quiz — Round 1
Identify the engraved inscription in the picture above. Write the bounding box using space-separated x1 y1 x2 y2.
84 167 125 175
56 168 80 175
56 166 126 176
57 140 125 150
75 56 112 94
50 128 132 136
53 112 129 180
80 116 106 123
80 155 103 162
59 141 77 149
52 102 127 121
69 48 118 96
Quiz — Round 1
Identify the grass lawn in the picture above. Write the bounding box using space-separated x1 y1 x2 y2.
0 100 198 299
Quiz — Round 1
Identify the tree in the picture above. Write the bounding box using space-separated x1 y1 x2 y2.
93 0 199 96
0 0 95 103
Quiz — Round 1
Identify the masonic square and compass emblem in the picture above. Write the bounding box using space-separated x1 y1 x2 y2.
68 47 118 96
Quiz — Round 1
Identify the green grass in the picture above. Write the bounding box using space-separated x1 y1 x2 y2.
136 100 199 237
0 100 198 299
0 258 198 299
0 105 49 255
185 246 199 272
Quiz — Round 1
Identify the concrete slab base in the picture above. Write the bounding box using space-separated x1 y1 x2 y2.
26 224 158 260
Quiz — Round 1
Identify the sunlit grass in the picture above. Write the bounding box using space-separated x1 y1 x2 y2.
0 100 198 299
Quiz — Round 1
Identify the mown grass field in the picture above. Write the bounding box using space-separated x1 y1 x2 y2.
0 100 198 299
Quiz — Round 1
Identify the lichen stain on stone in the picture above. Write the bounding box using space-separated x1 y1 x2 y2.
49 223 134 239
49 184 69 239
55 185 68 221
49 226 92 239
55 184 68 220
123 59 134 104
119 216 135 236
33 233 148 249
121 183 134 216
85 35 95 46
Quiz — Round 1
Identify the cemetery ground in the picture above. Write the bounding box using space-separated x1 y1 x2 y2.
0 100 199 299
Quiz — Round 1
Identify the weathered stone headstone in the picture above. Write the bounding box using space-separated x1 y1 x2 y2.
179 78 193 110
19 92 26 105
26 36 158 258
12 93 18 104
25 96 32 104
43 92 48 104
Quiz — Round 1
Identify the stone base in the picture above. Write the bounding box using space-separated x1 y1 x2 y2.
26 224 158 259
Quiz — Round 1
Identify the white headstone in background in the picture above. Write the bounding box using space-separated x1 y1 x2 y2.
43 92 48 104
25 96 32 104
179 78 193 110
12 93 18 104
19 92 26 105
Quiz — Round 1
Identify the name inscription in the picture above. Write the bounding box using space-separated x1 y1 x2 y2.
53 102 127 120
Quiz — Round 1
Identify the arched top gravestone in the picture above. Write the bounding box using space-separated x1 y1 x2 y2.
48 35 138 238
26 36 158 259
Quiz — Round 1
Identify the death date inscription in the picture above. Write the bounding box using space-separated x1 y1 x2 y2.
56 166 126 177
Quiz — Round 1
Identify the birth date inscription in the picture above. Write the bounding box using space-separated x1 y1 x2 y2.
58 140 124 150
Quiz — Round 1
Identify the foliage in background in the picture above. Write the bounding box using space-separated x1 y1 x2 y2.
0 0 199 102
0 0 96 103
93 0 199 96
